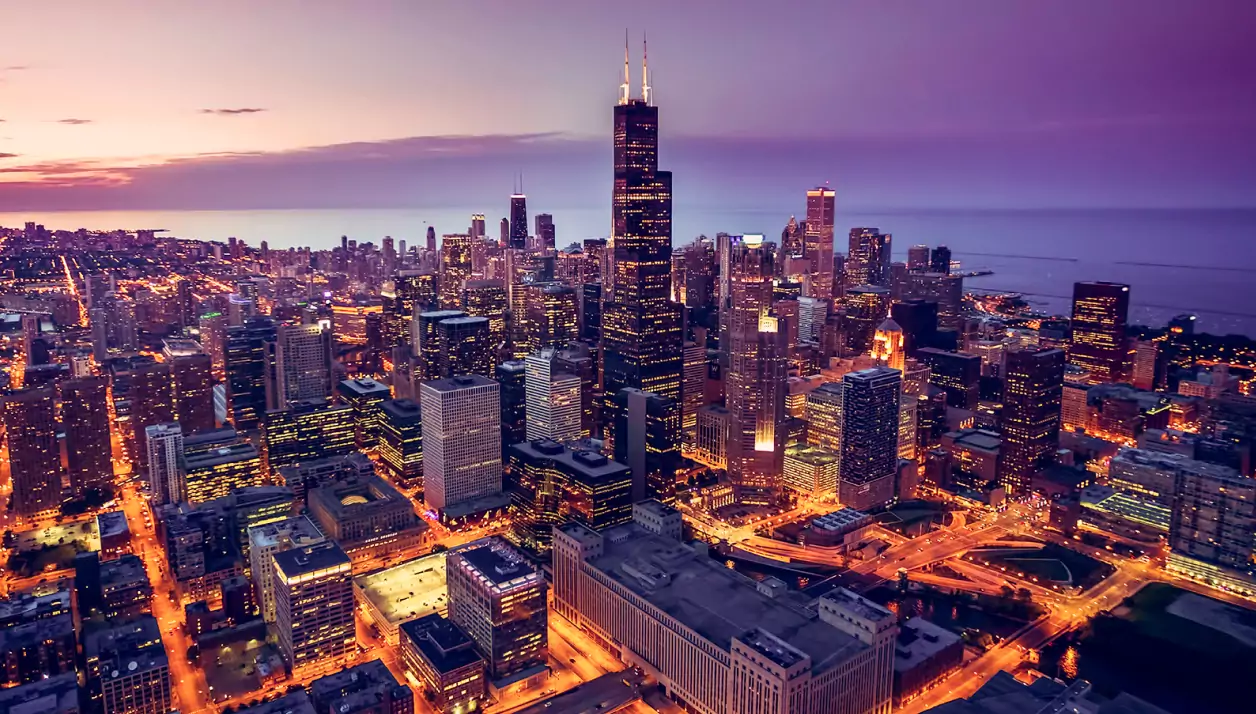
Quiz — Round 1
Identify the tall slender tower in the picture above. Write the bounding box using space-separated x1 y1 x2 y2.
804 187 835 298
509 192 528 250
601 37 682 445
725 235 790 499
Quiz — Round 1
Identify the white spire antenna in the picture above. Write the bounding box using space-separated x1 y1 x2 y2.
619 29 631 105
642 32 651 106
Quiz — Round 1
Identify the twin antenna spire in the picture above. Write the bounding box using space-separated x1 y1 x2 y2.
619 30 651 106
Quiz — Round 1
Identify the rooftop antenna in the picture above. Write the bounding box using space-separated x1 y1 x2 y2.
619 29 631 105
642 32 651 106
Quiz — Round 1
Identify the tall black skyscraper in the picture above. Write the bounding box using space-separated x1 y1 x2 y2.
1002 348 1065 496
601 40 682 447
509 192 528 250
224 317 276 431
1069 281 1131 384
929 245 951 274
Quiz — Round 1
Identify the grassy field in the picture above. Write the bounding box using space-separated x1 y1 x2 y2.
968 543 1114 589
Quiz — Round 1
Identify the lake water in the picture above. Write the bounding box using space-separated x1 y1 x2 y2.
2 206 1253 336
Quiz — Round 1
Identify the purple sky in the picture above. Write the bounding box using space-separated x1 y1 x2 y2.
1 0 1253 211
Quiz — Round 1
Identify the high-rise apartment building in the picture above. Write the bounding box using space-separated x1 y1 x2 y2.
274 541 354 677
840 367 902 511
145 422 184 506
682 340 707 448
1069 281 1131 384
496 360 528 451
3 387 63 518
1001 348 1065 495
522 283 578 355
725 235 790 496
275 322 334 406
60 376 113 496
804 187 836 298
420 376 502 511
806 381 845 452
446 537 548 682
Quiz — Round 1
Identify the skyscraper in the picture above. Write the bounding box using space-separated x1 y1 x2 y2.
170 352 215 435
145 422 184 506
535 213 555 252
413 309 467 382
839 367 902 511
524 351 582 444
60 376 113 497
420 376 502 511
274 541 355 677
446 537 548 682
903 272 964 331
929 245 951 274
602 43 683 446
612 387 680 504
803 187 836 298
725 235 790 497
224 317 276 431
521 283 579 355
907 245 930 272
262 400 356 473
682 340 706 448
275 322 335 407
436 316 495 379
462 279 508 354
508 194 528 250
496 360 528 452
846 228 892 288
378 399 424 483
439 234 473 309
1001 348 1065 496
1069 281 1131 384
130 361 174 469
3 387 63 518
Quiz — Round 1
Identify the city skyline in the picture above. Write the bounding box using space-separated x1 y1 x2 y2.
2 1 1255 212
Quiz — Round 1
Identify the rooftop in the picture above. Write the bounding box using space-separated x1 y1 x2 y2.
100 554 149 587
509 439 632 481
273 541 351 580
95 510 129 539
184 441 259 469
0 672 79 714
812 508 872 533
894 617 962 672
83 615 168 678
946 429 1002 453
380 398 422 421
421 374 497 393
234 691 316 714
248 515 324 551
354 553 448 627
784 443 840 467
338 378 391 397
580 523 867 673
399 614 483 675
451 537 544 592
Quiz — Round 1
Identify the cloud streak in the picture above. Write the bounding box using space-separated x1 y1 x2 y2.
201 108 267 116
57 118 92 125
0 153 18 159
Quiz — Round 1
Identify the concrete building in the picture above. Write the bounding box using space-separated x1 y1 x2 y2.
781 443 840 497
275 322 335 406
3 387 63 518
553 503 896 714
446 537 548 686
337 378 392 449
248 515 326 624
378 399 424 483
506 439 633 554
892 618 963 707
612 387 681 504
420 376 502 512
524 350 582 443
84 616 171 714
353 553 448 646
308 474 427 566
399 614 486 714
274 541 355 677
840 368 902 511
145 422 184 506
0 673 80 714
309 659 413 714
695 404 731 469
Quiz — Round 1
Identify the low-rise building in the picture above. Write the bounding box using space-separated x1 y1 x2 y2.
308 473 428 567
0 672 80 714
83 615 171 714
309 659 413 714
353 553 448 645
892 618 963 707
399 614 486 714
247 515 326 624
